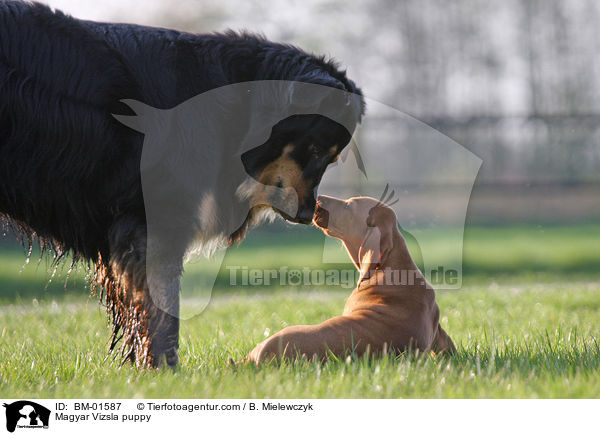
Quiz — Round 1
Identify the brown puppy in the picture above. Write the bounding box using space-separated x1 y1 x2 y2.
247 196 455 363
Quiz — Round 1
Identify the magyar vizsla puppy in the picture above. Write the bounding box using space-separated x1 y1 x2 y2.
247 195 455 363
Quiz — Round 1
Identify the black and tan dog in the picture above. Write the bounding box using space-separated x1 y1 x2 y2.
248 196 455 363
0 1 364 367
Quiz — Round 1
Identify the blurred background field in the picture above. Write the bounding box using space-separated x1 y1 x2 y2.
1 0 600 398
1 221 599 302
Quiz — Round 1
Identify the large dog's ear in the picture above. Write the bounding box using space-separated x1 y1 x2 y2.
358 206 395 276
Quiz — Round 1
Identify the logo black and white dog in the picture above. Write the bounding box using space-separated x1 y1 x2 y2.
3 401 50 432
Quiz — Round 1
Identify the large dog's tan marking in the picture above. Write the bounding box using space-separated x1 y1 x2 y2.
257 144 310 197
238 144 311 212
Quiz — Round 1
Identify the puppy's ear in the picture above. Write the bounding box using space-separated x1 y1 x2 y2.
358 206 395 276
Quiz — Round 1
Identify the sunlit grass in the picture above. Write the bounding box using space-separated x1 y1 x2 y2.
0 223 599 398
1 281 600 398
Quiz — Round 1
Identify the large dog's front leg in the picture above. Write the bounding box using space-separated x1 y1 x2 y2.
144 253 182 368
146 292 180 367
99 218 183 368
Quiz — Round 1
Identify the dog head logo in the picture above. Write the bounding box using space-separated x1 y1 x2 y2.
112 80 479 318
3 401 50 432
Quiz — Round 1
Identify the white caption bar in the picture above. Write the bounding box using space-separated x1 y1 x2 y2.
0 399 596 434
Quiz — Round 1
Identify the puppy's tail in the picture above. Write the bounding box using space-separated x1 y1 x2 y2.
228 355 257 368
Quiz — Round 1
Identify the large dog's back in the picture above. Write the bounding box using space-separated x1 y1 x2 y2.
0 1 142 258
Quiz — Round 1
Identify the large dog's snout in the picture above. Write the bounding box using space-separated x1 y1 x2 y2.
295 208 315 224
293 195 317 224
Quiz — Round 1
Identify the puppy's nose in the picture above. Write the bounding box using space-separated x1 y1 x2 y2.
313 205 329 229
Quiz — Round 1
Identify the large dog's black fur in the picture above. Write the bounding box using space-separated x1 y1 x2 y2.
0 0 363 366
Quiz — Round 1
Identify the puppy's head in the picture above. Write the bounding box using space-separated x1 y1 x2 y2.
314 195 397 273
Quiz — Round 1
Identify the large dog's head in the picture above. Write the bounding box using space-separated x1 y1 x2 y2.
240 114 353 224
236 48 364 229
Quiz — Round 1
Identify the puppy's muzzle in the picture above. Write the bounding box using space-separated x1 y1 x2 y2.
313 202 329 229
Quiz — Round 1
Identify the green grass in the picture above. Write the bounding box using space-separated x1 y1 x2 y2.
1 282 600 398
0 223 599 398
